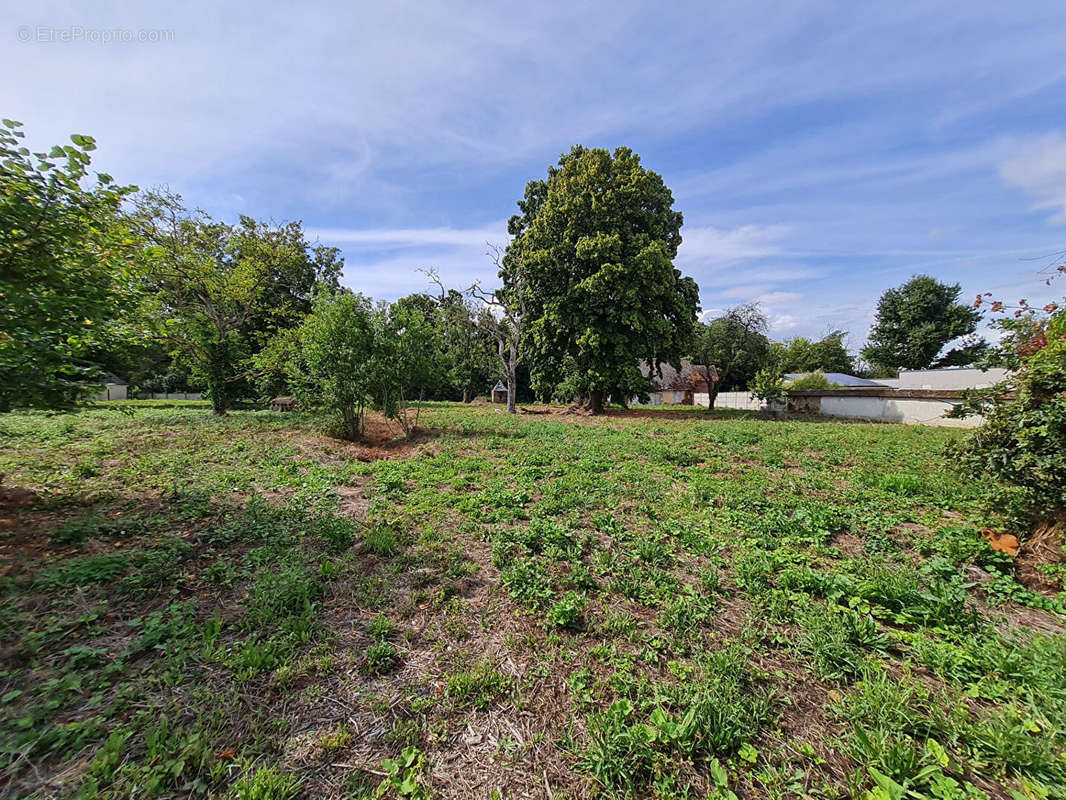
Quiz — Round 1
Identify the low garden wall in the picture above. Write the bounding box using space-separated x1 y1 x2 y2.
137 392 204 400
695 391 766 411
787 388 985 428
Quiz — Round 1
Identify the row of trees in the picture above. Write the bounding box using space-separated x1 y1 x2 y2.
0 120 517 431
0 118 994 427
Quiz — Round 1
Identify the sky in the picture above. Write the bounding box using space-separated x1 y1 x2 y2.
5 0 1066 352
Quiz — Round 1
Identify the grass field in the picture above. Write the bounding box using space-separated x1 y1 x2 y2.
1 402 1064 799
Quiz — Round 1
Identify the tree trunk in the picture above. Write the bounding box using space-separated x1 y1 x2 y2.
589 389 604 415
707 386 719 409
506 340 517 414
462 388 468 403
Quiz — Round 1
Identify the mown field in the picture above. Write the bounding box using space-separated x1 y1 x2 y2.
1 403 1064 800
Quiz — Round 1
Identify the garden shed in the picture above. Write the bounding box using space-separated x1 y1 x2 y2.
491 381 508 404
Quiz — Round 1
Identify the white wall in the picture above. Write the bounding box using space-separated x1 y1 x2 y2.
818 396 984 428
897 367 1008 390
695 391 766 411
93 383 128 401
140 392 204 400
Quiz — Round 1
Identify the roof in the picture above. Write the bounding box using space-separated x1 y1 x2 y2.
100 373 128 385
784 372 882 387
492 380 507 392
639 359 718 391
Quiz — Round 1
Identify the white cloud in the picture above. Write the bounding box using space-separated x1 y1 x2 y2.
678 224 790 265
756 291 802 306
999 134 1066 223
308 224 510 299
769 314 801 334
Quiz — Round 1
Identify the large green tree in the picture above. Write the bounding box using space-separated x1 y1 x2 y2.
134 190 341 413
862 276 985 372
504 146 699 413
0 120 139 410
693 303 770 406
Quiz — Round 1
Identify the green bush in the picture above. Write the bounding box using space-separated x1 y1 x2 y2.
748 367 787 405
949 299 1066 524
787 371 840 391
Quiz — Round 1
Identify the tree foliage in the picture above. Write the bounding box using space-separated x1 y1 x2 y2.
0 120 139 410
284 291 377 440
770 331 854 375
401 278 501 403
505 146 699 413
862 276 985 372
693 303 770 402
279 292 444 440
371 301 444 438
748 367 787 405
950 281 1066 525
134 190 341 413
787 371 840 391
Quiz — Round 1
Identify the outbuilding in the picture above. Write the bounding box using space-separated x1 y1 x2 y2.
93 374 128 401
491 381 508 404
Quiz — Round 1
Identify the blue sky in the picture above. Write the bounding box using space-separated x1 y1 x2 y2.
5 0 1066 350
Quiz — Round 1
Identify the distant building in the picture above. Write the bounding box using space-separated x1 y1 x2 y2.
632 360 718 406
784 372 883 387
270 396 295 412
93 374 128 401
491 380 508 404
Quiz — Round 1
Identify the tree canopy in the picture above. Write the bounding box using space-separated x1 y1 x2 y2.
504 145 699 413
133 190 341 413
862 275 985 372
0 120 139 410
770 331 854 375
692 303 770 401
284 290 377 440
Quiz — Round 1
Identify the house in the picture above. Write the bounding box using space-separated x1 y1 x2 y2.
491 381 508 404
784 372 884 387
93 374 128 401
632 360 718 406
270 396 295 412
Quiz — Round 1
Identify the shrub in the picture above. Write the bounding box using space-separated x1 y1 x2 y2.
282 290 377 441
787 371 840 391
950 289 1066 524
749 368 786 405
